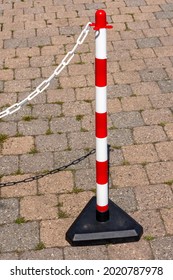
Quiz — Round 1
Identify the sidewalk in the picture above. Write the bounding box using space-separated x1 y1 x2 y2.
0 0 173 260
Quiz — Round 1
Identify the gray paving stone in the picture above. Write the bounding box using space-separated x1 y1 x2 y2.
112 39 137 50
38 26 62 37
20 248 63 260
5 106 32 122
47 88 75 103
69 131 95 150
0 252 19 260
85 2 106 10
113 70 141 84
50 117 81 133
151 236 173 260
0 93 16 108
107 84 132 98
160 4 173 11
54 148 91 170
109 50 131 62
28 36 51 47
0 198 19 225
62 5 79 14
14 29 36 40
109 147 124 166
32 104 61 118
136 37 162 49
4 79 31 93
111 112 144 128
131 81 161 96
0 122 17 137
20 152 54 173
79 114 95 132
109 129 134 147
124 0 146 6
42 66 65 80
62 101 92 117
145 57 172 69
139 68 168 82
127 21 150 32
0 155 18 176
19 91 46 106
18 119 49 136
120 30 145 40
158 80 173 93
133 125 167 144
109 188 137 212
35 134 68 152
59 26 81 36
4 38 27 49
75 168 95 191
64 246 108 260
0 222 39 253
54 0 73 5
155 11 173 19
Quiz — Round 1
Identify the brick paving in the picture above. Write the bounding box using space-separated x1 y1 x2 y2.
0 0 173 260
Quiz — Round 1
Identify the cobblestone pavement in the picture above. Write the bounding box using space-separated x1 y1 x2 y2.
0 0 173 260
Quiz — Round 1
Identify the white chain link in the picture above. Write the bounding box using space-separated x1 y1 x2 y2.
0 22 91 119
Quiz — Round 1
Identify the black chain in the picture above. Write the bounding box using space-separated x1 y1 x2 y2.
0 149 96 188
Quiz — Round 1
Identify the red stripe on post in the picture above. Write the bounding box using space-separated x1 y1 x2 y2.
96 204 109 212
95 58 107 87
95 112 107 138
96 160 108 185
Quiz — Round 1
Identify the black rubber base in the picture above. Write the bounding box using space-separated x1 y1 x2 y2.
66 196 143 246
96 209 109 222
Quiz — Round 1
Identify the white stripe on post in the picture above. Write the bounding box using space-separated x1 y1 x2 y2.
96 86 107 113
96 137 107 162
96 29 107 59
96 183 109 207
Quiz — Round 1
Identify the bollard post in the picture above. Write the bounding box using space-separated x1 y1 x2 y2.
66 10 143 246
93 10 111 223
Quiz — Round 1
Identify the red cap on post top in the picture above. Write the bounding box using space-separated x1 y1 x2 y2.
90 10 113 30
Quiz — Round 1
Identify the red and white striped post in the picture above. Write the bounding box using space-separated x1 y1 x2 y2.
90 10 112 222
66 10 143 246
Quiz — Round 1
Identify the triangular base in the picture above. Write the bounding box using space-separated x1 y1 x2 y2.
66 196 143 246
